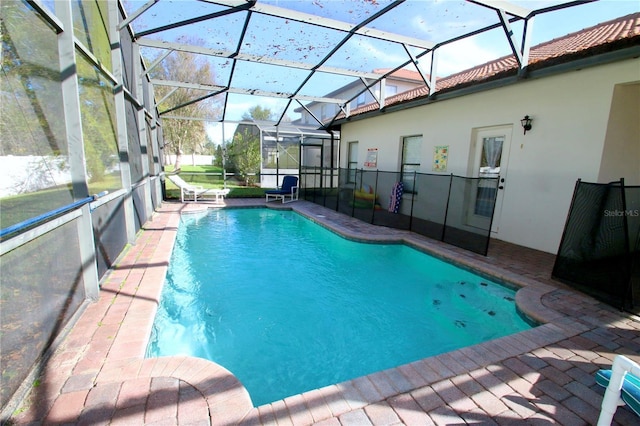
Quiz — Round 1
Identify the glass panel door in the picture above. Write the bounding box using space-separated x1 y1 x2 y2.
467 127 512 233
475 136 504 217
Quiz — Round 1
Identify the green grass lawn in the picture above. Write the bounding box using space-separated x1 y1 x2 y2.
164 186 266 200
0 169 271 230
1 175 124 230
163 165 268 199
163 174 266 199
164 165 222 173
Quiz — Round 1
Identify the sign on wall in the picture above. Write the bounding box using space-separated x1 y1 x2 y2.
364 148 378 168
433 145 449 172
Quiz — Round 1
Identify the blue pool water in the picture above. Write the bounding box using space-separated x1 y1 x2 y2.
147 209 532 406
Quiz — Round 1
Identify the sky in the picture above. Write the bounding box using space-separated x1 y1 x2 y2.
435 0 640 75
119 0 640 142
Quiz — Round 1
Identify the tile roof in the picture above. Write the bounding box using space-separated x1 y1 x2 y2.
372 67 424 82
343 13 640 118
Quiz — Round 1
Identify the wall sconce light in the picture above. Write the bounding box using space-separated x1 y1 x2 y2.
520 115 533 135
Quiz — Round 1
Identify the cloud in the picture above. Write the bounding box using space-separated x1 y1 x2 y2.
434 34 509 77
330 38 409 72
206 122 238 145
224 95 286 120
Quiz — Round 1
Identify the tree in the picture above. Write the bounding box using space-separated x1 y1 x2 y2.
147 42 219 169
214 144 224 168
228 126 261 185
226 106 275 185
242 105 272 121
0 3 66 157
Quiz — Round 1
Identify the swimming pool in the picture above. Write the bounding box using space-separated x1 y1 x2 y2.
147 208 533 406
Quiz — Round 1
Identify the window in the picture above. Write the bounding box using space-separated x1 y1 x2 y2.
401 135 421 192
347 141 358 183
387 85 398 96
474 136 504 218
77 55 122 194
356 93 366 106
348 142 358 169
0 1 74 226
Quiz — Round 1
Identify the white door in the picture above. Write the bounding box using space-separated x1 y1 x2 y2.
469 126 512 233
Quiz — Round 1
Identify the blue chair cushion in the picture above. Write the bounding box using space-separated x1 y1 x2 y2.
596 368 640 417
265 176 298 195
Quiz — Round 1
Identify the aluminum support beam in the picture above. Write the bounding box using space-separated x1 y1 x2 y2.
111 3 138 242
137 37 382 80
360 77 379 104
359 77 386 110
118 0 159 31
519 16 535 75
207 0 435 50
429 49 439 96
27 0 64 33
57 2 88 201
296 100 324 127
403 44 433 92
275 99 293 127
141 48 173 77
497 8 525 69
134 43 155 220
339 102 351 120
287 0 405 125
468 0 532 19
56 0 99 300
133 3 254 38
110 2 139 243
74 40 118 84
156 86 180 107
150 79 347 105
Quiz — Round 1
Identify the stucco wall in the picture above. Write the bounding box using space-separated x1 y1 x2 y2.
598 82 640 185
339 58 640 254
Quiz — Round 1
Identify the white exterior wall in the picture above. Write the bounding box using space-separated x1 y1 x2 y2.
340 58 640 254
164 154 214 166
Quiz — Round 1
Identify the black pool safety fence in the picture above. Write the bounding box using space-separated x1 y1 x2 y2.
553 179 640 314
299 168 500 256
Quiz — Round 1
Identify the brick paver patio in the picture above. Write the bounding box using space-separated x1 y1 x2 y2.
9 199 639 425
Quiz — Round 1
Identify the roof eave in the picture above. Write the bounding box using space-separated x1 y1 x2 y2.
331 43 640 128
294 73 424 112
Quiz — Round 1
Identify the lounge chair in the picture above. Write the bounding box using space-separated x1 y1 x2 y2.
265 175 299 203
165 174 229 203
595 354 640 425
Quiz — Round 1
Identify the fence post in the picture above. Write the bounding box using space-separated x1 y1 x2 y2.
78 203 100 300
351 169 360 218
552 178 582 278
334 168 341 212
442 174 454 242
619 177 634 310
371 170 380 224
409 171 417 230
111 1 138 243
482 176 500 256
